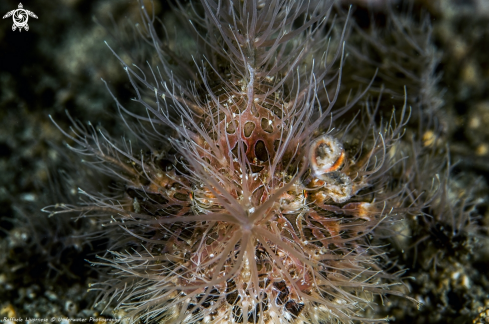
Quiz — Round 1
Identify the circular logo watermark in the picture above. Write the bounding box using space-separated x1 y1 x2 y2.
2 3 38 32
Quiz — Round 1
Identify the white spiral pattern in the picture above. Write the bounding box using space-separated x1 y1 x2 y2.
13 10 28 26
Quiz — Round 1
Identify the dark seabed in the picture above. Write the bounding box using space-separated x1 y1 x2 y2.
0 0 488 323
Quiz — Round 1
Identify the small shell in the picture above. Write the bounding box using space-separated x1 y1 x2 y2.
309 135 345 176
319 171 352 203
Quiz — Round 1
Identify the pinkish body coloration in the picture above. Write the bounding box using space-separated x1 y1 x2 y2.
47 0 429 323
